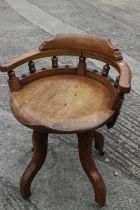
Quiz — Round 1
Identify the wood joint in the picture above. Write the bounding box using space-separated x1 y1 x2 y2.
7 71 21 92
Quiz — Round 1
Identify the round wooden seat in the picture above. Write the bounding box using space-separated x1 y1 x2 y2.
0 33 131 206
11 74 115 133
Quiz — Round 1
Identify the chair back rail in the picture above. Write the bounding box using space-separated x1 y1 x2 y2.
0 33 131 94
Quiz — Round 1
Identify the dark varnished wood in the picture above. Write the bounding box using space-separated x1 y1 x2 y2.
0 33 132 206
93 130 105 155
19 67 77 88
82 51 131 93
39 33 123 61
11 74 115 133
77 56 86 75
114 75 120 88
102 64 110 77
52 56 58 68
28 60 36 73
31 131 35 152
107 92 124 128
0 34 131 93
77 131 106 206
0 50 80 72
20 130 48 199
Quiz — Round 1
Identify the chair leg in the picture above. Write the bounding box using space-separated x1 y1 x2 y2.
94 130 105 155
31 132 35 152
77 131 106 206
20 130 48 199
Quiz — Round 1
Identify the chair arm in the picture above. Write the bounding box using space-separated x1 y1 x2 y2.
0 51 42 72
116 60 131 94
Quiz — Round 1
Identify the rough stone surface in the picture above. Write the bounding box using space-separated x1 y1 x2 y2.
0 0 140 209
29 0 140 62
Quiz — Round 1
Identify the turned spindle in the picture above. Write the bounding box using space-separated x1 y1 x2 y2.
28 61 36 73
102 64 110 77
77 56 86 75
52 56 58 68
8 70 16 80
114 76 120 88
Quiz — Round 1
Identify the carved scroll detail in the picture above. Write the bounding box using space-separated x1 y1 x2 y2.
39 40 47 51
39 34 123 61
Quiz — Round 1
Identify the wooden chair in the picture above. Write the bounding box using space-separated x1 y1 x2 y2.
0 33 131 206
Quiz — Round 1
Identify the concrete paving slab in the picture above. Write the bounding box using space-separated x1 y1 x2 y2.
5 0 82 34
0 0 140 209
27 0 140 61
5 0 140 93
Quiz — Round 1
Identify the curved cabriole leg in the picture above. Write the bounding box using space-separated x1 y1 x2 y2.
31 132 35 152
94 130 105 155
20 130 48 199
77 131 106 206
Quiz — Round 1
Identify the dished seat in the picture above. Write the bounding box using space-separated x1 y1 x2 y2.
11 74 115 132
0 33 131 206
